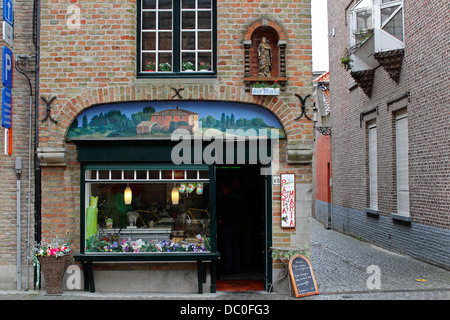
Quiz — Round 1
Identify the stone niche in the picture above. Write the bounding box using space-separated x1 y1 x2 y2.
243 19 287 92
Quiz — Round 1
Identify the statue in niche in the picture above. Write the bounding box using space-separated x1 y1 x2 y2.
258 37 272 77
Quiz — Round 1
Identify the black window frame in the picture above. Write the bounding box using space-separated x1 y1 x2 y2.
137 0 217 78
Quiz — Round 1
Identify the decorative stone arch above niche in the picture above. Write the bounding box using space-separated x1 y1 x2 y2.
243 18 287 92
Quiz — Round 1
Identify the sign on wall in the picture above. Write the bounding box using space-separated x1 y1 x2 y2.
281 173 295 228
2 0 13 26
2 46 13 89
2 87 12 128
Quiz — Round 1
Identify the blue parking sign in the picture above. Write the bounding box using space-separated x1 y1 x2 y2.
2 87 12 128
2 46 13 88
3 0 13 26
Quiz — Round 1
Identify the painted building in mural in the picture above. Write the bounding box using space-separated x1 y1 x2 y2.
1 0 315 292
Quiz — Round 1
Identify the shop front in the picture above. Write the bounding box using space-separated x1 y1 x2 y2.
58 100 296 293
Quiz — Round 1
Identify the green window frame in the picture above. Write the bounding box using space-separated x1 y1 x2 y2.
137 0 217 78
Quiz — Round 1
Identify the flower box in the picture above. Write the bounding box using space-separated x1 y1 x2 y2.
251 87 280 96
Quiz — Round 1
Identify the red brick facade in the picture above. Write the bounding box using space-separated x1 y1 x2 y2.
25 0 315 291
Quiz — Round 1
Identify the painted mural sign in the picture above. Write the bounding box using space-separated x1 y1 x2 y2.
67 101 285 140
281 173 295 228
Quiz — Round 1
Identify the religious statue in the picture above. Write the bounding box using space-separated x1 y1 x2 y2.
258 37 272 77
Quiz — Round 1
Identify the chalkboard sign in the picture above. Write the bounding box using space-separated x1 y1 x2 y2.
289 254 319 298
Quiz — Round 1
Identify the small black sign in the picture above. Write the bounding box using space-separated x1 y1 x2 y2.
288 254 319 298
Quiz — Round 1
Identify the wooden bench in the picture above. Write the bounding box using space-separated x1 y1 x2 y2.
73 252 220 294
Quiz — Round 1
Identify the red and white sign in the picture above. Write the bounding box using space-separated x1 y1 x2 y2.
281 174 295 228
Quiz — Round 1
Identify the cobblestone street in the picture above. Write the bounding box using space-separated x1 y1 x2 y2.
307 218 450 299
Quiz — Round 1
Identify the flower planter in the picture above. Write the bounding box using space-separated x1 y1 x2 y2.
38 255 72 294
251 87 280 96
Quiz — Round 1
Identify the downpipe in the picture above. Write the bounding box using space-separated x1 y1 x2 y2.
15 157 22 290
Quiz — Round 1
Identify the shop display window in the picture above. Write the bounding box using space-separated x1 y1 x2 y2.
83 167 211 253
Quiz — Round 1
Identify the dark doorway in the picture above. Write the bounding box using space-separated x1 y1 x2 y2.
216 165 265 291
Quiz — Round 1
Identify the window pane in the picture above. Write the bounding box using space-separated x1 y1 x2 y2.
142 32 156 50
124 170 134 180
186 170 197 179
182 31 196 50
86 170 96 180
182 0 195 9
382 9 403 41
182 52 196 70
356 9 372 31
159 32 172 50
198 11 211 29
174 170 185 179
143 12 156 29
198 52 211 70
159 11 172 30
396 115 409 214
158 0 172 9
142 53 156 71
98 170 109 180
381 5 400 25
182 11 196 29
158 53 172 70
143 0 156 9
199 170 209 179
198 0 212 9
148 170 159 179
111 170 122 180
136 170 148 179
198 31 211 50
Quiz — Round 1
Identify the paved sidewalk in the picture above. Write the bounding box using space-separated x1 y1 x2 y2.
0 218 448 300
306 218 450 300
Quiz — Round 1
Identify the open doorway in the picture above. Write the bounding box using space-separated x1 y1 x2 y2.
216 165 266 291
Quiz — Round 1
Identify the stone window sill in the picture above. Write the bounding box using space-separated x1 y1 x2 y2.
390 213 411 223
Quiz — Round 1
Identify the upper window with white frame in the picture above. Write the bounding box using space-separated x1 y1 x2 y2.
374 0 404 51
350 0 404 52
138 0 216 76
350 0 374 46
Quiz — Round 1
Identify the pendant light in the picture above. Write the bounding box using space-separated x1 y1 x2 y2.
124 184 132 205
171 186 179 205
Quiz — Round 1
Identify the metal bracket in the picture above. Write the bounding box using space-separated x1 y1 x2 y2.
171 87 184 99
315 126 331 136
295 94 312 121
40 96 58 124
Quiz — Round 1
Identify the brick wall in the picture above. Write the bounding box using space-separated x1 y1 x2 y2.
0 0 37 289
36 0 314 281
327 0 450 268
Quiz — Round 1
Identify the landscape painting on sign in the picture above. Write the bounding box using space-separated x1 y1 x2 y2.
67 101 285 140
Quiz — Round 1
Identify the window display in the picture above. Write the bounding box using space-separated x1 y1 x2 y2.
83 167 211 253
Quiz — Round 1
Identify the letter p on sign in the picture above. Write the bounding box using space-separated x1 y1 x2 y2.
2 46 13 89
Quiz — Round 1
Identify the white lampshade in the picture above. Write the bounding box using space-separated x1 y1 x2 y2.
171 187 179 205
124 185 132 204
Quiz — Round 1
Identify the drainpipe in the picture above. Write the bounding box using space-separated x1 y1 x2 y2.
15 157 22 290
34 0 42 290
15 58 34 290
